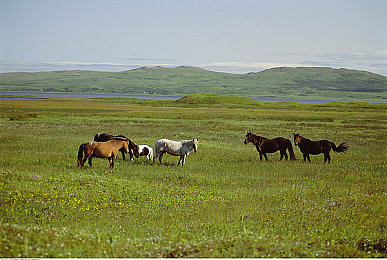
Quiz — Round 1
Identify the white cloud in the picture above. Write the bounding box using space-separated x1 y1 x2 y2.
0 61 176 73
372 50 387 58
197 61 317 74
199 61 313 69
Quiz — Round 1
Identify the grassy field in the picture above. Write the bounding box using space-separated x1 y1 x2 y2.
0 94 386 257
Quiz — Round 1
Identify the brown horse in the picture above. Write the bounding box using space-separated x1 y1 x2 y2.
77 138 129 168
244 132 296 161
293 133 348 163
94 133 140 160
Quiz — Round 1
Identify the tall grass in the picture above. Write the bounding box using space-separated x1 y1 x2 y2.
0 96 386 257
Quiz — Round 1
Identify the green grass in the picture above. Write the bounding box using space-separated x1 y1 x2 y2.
1 66 386 101
0 94 386 257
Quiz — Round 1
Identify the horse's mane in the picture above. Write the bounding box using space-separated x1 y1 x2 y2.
112 136 128 141
247 132 262 141
180 139 198 145
294 134 309 142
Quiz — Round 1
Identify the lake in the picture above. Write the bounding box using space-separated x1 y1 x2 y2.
0 91 380 104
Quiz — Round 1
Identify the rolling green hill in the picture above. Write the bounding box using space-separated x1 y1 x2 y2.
1 66 386 101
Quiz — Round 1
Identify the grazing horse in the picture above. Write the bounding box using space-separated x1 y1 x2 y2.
77 138 129 168
138 144 153 162
244 132 296 161
293 133 348 163
94 133 140 160
154 138 199 166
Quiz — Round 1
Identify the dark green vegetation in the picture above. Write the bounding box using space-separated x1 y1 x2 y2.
1 94 386 257
1 66 386 101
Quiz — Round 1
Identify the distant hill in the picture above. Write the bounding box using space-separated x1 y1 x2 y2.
1 66 386 101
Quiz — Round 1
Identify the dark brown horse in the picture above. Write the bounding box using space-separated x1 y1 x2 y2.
293 133 348 163
77 138 129 168
94 133 140 160
244 132 296 161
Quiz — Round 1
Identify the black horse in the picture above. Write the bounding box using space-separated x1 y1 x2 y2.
294 133 348 163
244 132 296 161
94 133 140 160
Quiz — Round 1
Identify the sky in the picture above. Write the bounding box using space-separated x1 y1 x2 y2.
1 0 387 75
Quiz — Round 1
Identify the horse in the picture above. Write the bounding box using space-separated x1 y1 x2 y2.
77 138 129 168
94 133 140 160
244 132 296 161
154 138 199 166
138 144 153 162
293 133 348 163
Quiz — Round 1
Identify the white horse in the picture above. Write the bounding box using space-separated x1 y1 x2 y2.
138 144 153 161
154 138 199 166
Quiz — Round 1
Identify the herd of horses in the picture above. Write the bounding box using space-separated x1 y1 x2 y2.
77 132 348 168
77 133 199 168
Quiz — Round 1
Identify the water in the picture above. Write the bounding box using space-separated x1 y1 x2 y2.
0 91 180 100
0 91 381 104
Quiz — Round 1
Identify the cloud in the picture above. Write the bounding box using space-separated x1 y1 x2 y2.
124 57 177 62
0 61 175 73
372 50 387 58
1 51 387 76
198 61 315 74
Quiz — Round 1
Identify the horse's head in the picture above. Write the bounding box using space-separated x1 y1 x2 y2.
122 140 130 153
244 132 253 144
193 138 199 153
294 133 302 146
133 144 140 158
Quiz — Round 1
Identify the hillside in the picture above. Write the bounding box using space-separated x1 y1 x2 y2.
1 66 386 101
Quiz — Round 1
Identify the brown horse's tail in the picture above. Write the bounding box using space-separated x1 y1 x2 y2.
286 139 297 160
331 142 348 153
77 143 86 167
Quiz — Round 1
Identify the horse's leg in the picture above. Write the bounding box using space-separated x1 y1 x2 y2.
303 154 307 162
82 156 88 167
121 149 126 160
181 154 186 167
259 152 263 161
279 150 288 160
324 154 328 163
111 156 116 168
129 149 133 161
327 153 331 163
181 154 187 167
88 157 92 167
306 154 311 163
263 153 268 161
159 152 164 164
178 155 182 165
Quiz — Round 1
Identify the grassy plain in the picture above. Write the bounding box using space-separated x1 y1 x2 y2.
0 95 386 257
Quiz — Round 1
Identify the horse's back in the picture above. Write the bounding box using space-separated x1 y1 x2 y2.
155 139 184 155
139 144 153 152
94 133 114 142
155 139 179 148
90 140 127 158
302 139 327 154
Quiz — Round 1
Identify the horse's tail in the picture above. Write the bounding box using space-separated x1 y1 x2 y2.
286 139 297 160
149 148 154 162
331 142 348 153
153 143 158 163
77 143 86 167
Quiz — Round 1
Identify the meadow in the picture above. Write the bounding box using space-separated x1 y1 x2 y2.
0 95 386 257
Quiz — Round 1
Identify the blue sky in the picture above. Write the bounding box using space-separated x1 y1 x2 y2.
1 0 387 75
